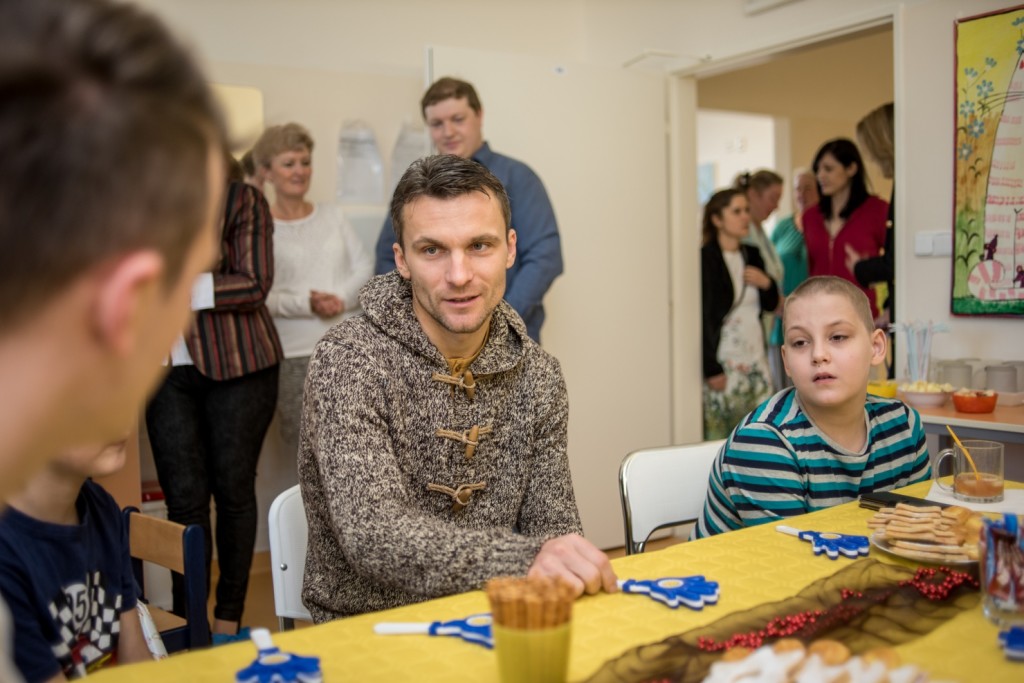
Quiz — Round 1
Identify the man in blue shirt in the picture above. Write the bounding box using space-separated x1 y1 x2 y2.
374 77 562 342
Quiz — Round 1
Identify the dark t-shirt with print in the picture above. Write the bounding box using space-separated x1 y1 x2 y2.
0 480 137 681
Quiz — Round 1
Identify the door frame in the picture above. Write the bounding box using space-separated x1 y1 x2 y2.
663 7 899 441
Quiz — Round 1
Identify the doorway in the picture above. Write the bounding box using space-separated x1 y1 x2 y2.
675 24 895 436
697 110 779 230
696 25 894 225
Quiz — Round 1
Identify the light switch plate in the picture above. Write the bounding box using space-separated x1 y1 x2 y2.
915 233 934 256
933 232 953 256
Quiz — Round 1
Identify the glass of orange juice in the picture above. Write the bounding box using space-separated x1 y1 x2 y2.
934 439 1004 503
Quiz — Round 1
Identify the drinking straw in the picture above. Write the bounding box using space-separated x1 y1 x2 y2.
923 323 932 383
945 425 981 480
905 324 918 382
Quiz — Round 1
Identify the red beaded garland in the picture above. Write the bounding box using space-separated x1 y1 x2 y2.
694 567 978 653
899 566 978 601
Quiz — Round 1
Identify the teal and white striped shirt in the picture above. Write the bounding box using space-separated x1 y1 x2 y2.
693 388 931 538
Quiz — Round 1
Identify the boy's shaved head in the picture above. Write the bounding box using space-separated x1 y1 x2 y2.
784 276 875 335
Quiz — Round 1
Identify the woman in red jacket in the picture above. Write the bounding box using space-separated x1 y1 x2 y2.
803 138 888 319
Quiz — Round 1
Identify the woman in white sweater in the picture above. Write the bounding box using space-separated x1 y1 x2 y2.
254 123 373 454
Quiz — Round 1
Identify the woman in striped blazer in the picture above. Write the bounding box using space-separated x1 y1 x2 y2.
145 166 284 643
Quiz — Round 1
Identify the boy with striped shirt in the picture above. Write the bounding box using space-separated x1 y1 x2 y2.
693 276 930 538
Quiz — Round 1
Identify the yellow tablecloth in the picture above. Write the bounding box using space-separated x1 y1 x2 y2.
94 481 1021 682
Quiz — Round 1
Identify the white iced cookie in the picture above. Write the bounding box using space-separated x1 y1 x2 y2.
702 640 934 683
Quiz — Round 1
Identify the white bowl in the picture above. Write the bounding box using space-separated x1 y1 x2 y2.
900 390 950 408
996 390 1024 406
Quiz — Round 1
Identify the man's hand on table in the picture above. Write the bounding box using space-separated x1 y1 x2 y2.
528 533 618 596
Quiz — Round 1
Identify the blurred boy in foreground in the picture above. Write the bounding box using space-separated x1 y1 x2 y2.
693 276 931 537
0 439 151 681
0 0 226 677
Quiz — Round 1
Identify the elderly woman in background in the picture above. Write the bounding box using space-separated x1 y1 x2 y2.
803 138 888 320
702 188 780 440
735 169 785 390
768 168 818 382
253 123 373 457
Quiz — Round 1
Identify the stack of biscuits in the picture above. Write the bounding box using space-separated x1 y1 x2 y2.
484 576 574 630
702 639 936 683
867 503 982 563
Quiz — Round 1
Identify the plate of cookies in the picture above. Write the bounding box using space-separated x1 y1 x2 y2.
703 638 939 683
866 502 982 565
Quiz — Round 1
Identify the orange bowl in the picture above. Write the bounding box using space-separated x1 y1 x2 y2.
951 390 998 413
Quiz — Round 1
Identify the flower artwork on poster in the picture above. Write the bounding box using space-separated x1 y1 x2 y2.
954 4 1024 316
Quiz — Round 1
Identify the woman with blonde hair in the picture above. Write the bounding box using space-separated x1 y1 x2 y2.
850 103 895 326
253 123 373 456
849 102 896 377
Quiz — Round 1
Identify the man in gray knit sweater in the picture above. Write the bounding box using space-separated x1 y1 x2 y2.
298 154 616 621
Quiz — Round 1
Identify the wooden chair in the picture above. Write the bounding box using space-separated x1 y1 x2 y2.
268 485 312 630
123 508 209 652
618 439 726 554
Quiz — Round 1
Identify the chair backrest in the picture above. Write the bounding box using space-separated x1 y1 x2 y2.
268 484 312 629
123 508 209 652
618 439 726 554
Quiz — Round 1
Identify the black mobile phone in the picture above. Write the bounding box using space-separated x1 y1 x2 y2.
858 491 947 511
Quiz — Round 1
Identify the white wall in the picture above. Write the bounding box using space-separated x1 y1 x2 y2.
580 0 916 70
697 110 777 202
138 0 588 73
898 0 1023 366
209 61 422 213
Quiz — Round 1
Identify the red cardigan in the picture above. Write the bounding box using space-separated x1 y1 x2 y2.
803 195 888 317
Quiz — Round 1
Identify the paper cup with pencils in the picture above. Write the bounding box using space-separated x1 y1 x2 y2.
485 576 574 683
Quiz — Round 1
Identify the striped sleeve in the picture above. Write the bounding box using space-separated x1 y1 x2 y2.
693 423 807 538
693 392 931 539
860 400 931 491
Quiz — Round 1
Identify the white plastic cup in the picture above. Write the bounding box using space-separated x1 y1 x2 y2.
941 362 973 390
985 364 1018 393
1002 361 1024 392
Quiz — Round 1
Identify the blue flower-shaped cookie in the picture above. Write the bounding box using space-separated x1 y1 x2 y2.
428 614 494 649
776 525 869 560
236 629 322 683
618 576 719 610
999 626 1024 661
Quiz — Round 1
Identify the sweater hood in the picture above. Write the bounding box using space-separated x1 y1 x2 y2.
357 271 532 374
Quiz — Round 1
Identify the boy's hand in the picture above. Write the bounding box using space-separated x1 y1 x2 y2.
528 533 618 597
